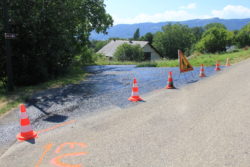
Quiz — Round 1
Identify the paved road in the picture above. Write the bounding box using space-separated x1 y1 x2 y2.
0 65 220 155
1 59 250 167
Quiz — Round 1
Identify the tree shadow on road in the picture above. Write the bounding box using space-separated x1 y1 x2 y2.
42 114 68 123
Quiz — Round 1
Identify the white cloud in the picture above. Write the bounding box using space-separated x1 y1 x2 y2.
112 5 250 25
113 10 197 24
212 5 250 19
180 3 197 10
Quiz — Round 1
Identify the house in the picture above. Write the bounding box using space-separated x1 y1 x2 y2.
97 40 161 61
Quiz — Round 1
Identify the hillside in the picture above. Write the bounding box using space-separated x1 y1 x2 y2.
90 18 250 40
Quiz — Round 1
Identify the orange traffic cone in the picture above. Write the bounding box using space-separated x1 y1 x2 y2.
199 64 206 77
16 104 37 141
166 71 176 89
128 78 143 102
225 58 231 66
215 61 221 71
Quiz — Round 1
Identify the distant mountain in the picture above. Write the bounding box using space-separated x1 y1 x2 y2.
90 18 250 40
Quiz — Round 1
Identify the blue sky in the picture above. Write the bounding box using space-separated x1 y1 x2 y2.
104 0 250 24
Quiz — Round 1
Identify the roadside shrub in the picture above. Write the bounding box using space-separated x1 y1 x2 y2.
236 23 250 48
114 43 144 61
79 47 95 65
195 27 233 53
75 49 108 65
92 53 107 62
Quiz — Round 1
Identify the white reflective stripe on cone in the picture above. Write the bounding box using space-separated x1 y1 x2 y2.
133 92 139 96
20 112 28 119
20 125 33 133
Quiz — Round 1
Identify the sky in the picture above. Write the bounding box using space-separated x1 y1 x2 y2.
104 0 250 24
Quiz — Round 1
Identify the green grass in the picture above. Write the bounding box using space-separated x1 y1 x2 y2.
0 66 86 116
93 59 138 65
136 62 157 67
137 49 250 67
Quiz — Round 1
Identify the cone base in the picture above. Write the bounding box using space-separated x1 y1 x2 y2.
16 131 37 141
166 85 176 89
199 74 206 77
215 68 221 71
128 96 143 102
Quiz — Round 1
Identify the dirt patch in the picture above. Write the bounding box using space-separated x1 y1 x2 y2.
0 101 7 109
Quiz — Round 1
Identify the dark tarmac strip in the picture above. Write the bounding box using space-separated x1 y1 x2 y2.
0 65 222 155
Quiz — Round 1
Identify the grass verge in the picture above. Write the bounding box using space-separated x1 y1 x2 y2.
0 66 86 116
93 60 138 65
137 49 250 67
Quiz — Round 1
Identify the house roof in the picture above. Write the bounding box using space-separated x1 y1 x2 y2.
97 40 149 57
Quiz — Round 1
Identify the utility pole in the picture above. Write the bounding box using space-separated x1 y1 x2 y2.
3 0 14 91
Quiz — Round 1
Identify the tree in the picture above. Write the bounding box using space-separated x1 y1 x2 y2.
114 43 143 61
133 28 140 40
153 24 195 59
204 23 227 31
236 23 250 48
0 0 113 86
140 32 153 44
90 40 109 52
191 27 204 42
195 27 233 53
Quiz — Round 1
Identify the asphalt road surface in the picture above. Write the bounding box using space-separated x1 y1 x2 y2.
0 65 220 155
1 59 250 167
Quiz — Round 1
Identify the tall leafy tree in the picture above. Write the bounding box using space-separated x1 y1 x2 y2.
236 23 250 48
153 24 195 59
191 27 204 42
0 0 113 86
141 32 153 44
133 28 140 40
195 27 233 53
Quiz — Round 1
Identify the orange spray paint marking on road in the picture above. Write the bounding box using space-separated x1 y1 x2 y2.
55 143 87 153
35 143 53 167
37 120 76 134
50 152 87 167
51 142 88 167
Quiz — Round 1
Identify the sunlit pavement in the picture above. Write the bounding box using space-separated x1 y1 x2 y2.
2 61 249 167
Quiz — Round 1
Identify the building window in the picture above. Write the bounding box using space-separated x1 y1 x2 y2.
143 52 151 61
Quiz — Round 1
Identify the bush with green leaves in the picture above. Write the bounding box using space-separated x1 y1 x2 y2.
0 0 113 87
236 23 250 48
78 47 96 65
195 27 233 53
114 43 143 61
92 53 107 63
153 24 195 59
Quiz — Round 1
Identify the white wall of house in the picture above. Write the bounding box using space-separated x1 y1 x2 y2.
143 44 161 61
